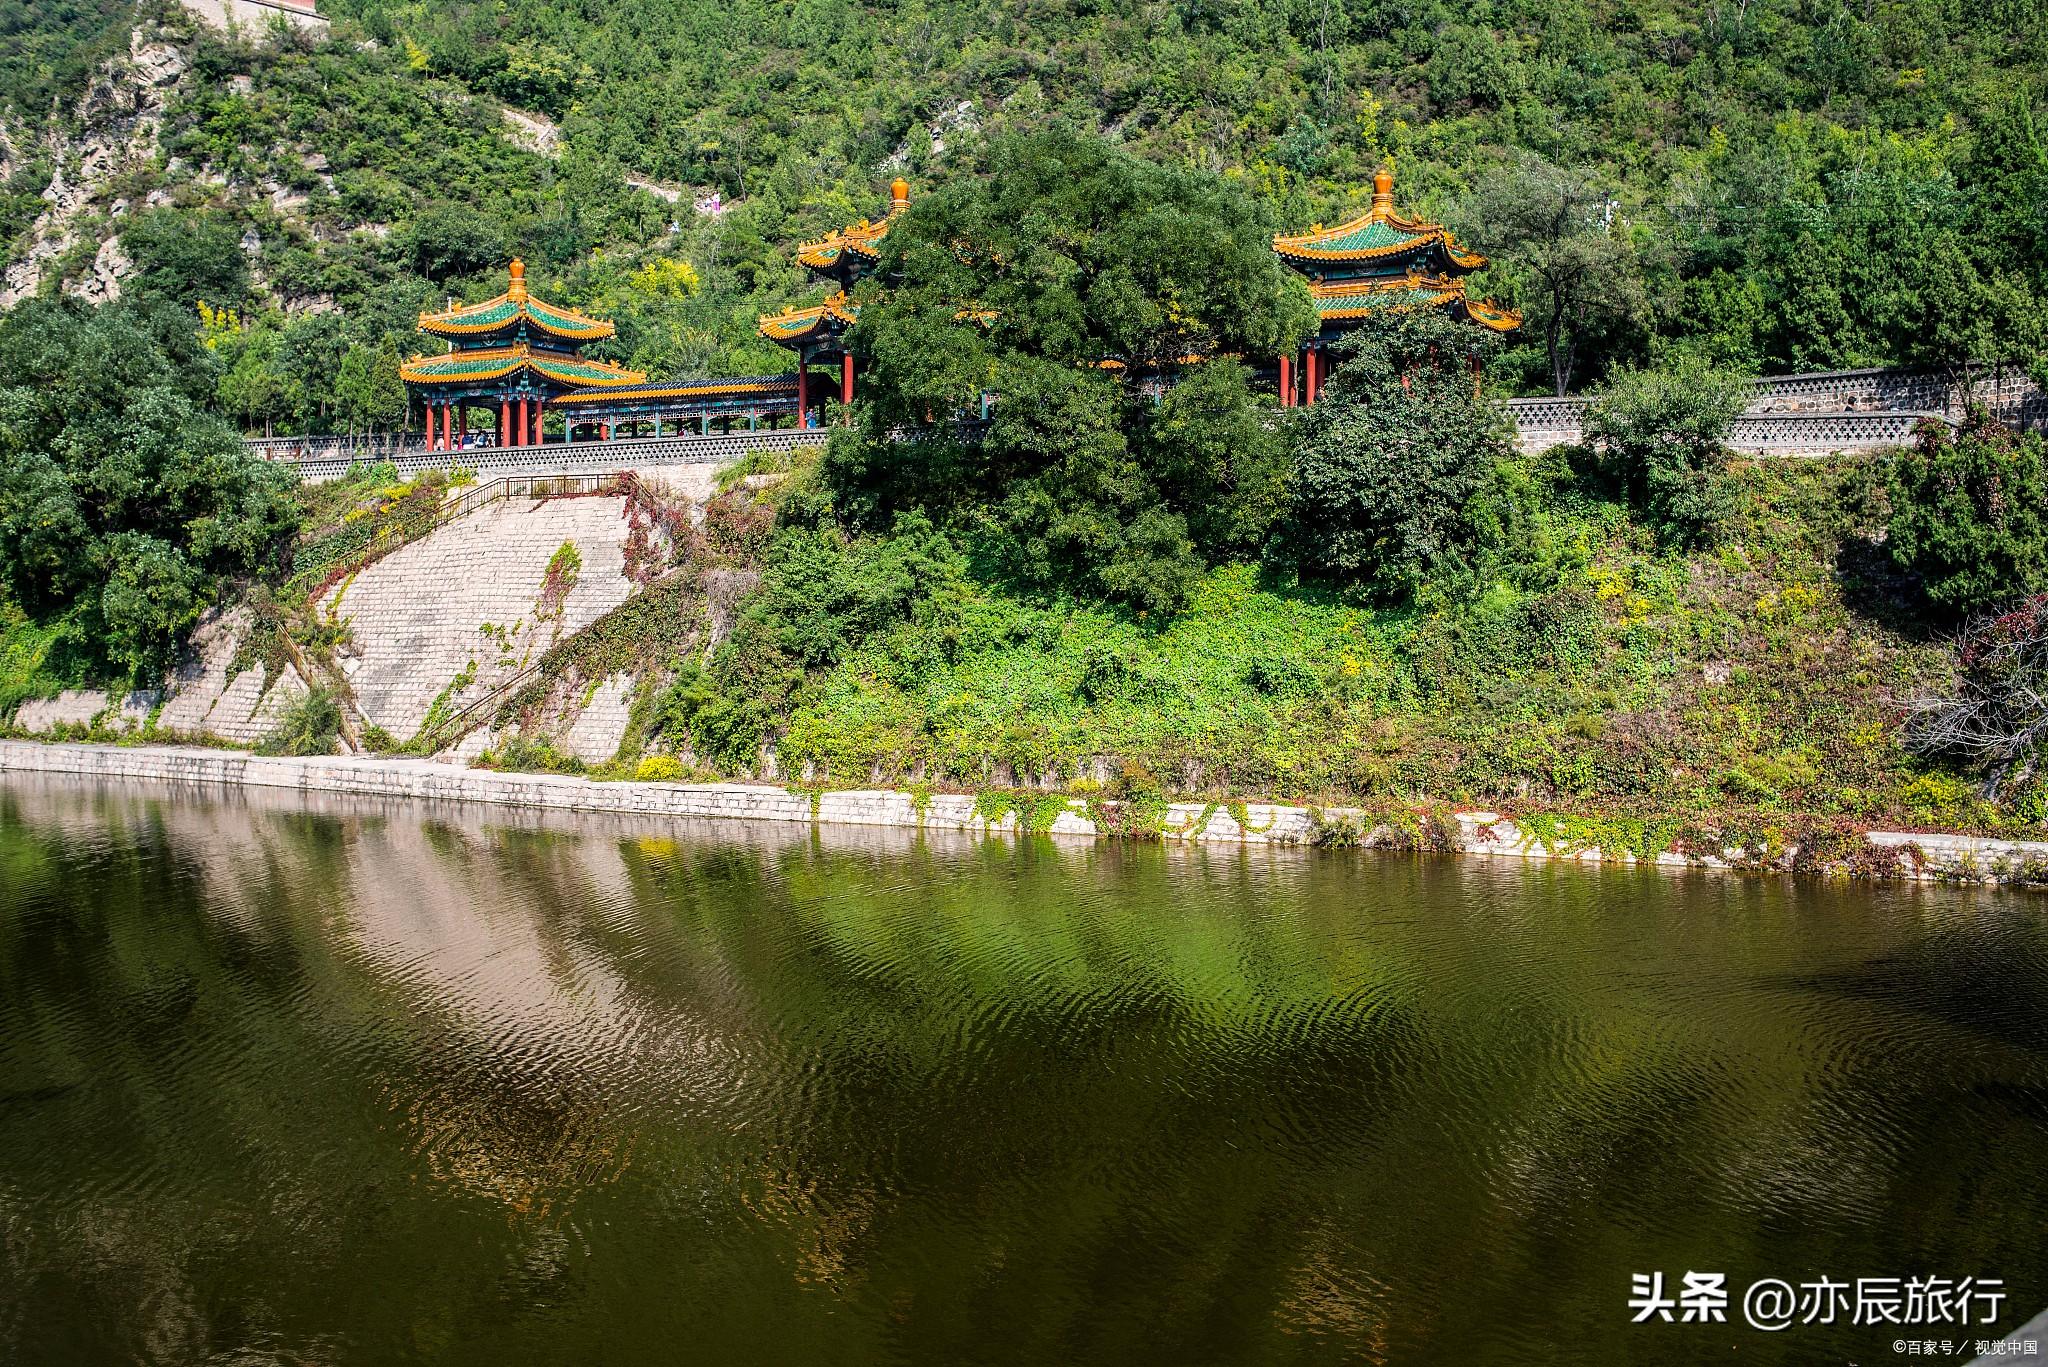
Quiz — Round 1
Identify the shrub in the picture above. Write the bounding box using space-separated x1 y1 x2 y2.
1584 354 1750 546
1886 414 2048 615
1284 308 1512 602
634 754 686 782
1903 594 2048 797
256 687 342 757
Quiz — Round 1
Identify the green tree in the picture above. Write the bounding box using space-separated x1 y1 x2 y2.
0 299 300 678
207 311 305 437
831 127 1315 612
334 339 407 435
1584 354 1752 547
401 204 509 284
1470 155 1650 396
1136 357 1289 558
1887 414 2048 615
1284 308 1512 602
122 209 251 310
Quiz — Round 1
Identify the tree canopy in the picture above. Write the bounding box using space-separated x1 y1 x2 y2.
1285 309 1516 601
5 0 2044 439
825 129 1311 614
0 299 300 678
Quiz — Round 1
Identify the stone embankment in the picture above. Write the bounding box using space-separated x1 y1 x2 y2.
330 491 639 748
5 741 2046 886
13 484 681 759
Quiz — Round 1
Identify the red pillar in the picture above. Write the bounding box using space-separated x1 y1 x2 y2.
1304 349 1319 405
1278 354 1293 408
518 397 529 447
498 398 508 448
533 401 545 445
457 405 468 448
797 362 810 429
841 353 854 406
423 403 436 451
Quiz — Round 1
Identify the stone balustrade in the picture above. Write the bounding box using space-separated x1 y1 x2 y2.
256 428 829 483
249 364 2045 477
1502 403 1944 455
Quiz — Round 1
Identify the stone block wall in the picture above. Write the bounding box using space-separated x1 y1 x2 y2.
329 494 637 743
7 740 2047 886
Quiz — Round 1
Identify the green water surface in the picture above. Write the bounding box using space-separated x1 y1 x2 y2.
1 774 2044 1365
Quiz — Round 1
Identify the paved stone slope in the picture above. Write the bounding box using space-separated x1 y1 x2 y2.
8 493 647 756
329 493 636 744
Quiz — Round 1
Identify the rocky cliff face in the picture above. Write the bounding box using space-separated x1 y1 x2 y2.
0 32 186 308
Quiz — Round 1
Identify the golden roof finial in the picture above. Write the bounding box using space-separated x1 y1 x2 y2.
891 177 910 208
1372 165 1394 211
508 258 528 302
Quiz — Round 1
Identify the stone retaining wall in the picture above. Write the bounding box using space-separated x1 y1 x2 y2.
329 493 639 743
5 740 2044 885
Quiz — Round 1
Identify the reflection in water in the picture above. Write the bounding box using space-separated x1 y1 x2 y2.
1 773 2045 1365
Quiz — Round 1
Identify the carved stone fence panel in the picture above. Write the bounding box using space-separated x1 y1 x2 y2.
263 428 829 483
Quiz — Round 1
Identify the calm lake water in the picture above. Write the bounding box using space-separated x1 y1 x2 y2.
1 775 2045 1366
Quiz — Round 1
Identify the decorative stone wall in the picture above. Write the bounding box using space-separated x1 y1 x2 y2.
1746 364 2047 427
1503 403 1942 456
248 429 827 484
6 740 2046 886
1503 363 2046 454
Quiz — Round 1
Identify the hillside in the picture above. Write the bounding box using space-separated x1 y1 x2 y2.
1 0 2044 408
3 2 2048 848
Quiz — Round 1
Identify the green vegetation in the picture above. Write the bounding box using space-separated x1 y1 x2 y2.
623 428 2012 832
1886 414 2048 616
0 0 130 118
255 685 342 757
829 128 1310 613
8 0 2046 434
1585 354 1752 546
0 298 300 683
1285 309 1512 601
6 6 2048 836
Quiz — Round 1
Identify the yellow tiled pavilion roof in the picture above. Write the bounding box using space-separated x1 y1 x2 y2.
398 343 645 388
554 375 800 405
1274 168 1487 271
418 260 616 342
795 179 912 274
1309 272 1521 332
757 291 859 344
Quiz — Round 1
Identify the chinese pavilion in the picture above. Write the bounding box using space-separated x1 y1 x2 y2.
1271 166 1519 405
756 177 911 422
401 187 914 445
399 260 649 449
400 170 1519 445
